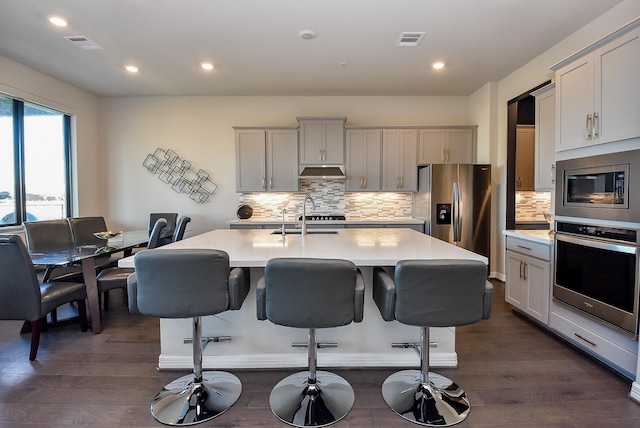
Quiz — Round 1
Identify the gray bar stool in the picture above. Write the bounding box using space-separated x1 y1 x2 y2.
257 258 364 427
128 249 249 426
373 260 493 427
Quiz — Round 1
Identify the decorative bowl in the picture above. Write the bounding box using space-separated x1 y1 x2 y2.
93 231 122 240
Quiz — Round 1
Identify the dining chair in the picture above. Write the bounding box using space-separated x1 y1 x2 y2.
67 216 120 270
172 216 191 242
95 218 167 311
149 212 177 246
0 234 88 360
22 219 83 283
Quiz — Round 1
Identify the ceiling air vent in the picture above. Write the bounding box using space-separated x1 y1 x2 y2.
63 35 103 50
396 32 425 47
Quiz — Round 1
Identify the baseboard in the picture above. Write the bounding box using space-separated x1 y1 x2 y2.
158 352 459 370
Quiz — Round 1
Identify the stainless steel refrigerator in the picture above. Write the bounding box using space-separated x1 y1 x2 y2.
413 164 491 258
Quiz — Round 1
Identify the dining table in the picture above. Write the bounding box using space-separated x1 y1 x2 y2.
29 230 150 333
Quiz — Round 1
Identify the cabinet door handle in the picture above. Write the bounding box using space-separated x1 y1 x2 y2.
269 177 273 189
574 333 597 347
363 176 367 188
360 177 364 188
519 260 524 279
593 112 599 139
586 114 592 140
400 177 404 188
262 177 266 190
523 262 528 281
516 244 532 251
551 164 555 184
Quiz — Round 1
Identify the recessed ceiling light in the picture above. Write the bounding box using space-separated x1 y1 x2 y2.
201 62 214 71
48 16 68 27
125 65 139 73
432 61 445 70
299 30 316 40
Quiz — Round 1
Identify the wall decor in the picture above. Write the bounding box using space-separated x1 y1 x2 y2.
142 148 218 203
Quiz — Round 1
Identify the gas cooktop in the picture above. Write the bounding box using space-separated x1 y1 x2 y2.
298 215 346 221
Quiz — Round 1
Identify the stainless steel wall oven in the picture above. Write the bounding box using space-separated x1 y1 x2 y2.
554 221 640 337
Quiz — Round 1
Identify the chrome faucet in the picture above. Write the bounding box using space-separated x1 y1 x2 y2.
301 195 316 235
281 208 286 236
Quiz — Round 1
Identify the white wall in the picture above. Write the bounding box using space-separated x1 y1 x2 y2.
98 96 470 235
0 55 101 222
488 0 640 278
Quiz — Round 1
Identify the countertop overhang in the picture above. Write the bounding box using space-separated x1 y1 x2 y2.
119 227 486 268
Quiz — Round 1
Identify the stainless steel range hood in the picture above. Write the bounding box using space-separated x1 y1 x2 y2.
298 166 346 179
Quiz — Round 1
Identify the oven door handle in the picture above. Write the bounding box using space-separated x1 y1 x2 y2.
556 233 639 255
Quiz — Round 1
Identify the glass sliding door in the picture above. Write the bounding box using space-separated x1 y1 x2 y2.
23 103 68 221
0 96 17 224
0 94 71 226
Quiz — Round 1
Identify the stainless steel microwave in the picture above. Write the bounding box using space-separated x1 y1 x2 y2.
555 149 640 223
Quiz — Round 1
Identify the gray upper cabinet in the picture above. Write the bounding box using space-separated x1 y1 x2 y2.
235 128 298 192
553 26 640 151
298 118 346 165
345 129 382 191
532 83 556 191
382 129 417 192
418 127 476 164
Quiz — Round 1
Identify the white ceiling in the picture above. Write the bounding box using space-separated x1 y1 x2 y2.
0 0 625 97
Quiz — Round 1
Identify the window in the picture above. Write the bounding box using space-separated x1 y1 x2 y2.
0 94 72 226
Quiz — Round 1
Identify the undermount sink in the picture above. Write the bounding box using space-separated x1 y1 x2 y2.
270 229 339 235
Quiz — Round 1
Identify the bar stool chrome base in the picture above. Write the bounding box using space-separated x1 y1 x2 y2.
381 370 470 427
151 371 242 426
269 371 355 427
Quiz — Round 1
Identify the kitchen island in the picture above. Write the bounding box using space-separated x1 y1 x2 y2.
119 228 487 370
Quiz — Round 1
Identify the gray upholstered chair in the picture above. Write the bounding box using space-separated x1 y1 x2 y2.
0 235 88 361
373 259 493 427
22 219 83 283
149 212 177 246
128 249 249 426
68 216 120 270
257 258 365 427
95 218 167 311
172 215 191 242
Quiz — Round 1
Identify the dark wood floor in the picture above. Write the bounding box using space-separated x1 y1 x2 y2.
1 280 639 427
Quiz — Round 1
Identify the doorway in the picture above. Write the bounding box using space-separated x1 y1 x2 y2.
506 81 551 230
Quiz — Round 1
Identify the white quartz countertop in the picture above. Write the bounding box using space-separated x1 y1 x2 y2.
503 229 554 245
119 227 486 268
228 216 425 225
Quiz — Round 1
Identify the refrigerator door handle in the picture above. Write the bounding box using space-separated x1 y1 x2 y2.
453 182 462 242
451 182 459 242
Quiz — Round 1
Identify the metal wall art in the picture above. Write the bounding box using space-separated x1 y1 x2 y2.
142 148 218 203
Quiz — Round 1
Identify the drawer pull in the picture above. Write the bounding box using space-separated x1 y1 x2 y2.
516 244 532 251
574 333 597 347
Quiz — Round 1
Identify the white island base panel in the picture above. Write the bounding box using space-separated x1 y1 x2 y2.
157 267 457 370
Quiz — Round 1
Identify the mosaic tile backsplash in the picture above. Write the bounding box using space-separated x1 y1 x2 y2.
516 191 552 222
238 179 413 220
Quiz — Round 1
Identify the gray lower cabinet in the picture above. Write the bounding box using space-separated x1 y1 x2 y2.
549 301 638 378
505 236 552 324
